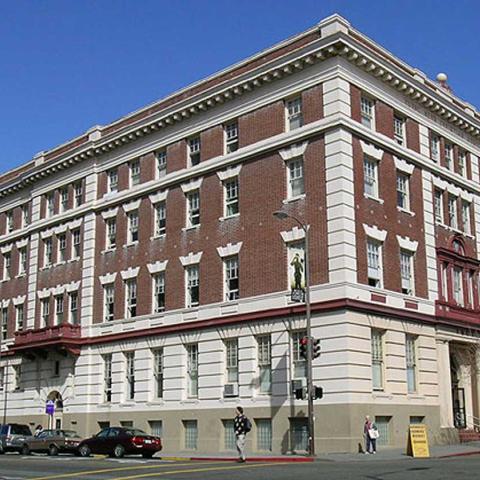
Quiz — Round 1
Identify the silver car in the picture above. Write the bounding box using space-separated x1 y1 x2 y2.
0 424 33 454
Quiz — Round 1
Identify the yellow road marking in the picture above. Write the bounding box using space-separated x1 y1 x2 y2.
31 461 214 480
112 462 287 480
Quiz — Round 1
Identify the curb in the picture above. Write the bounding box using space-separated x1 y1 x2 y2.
186 456 314 463
437 450 480 459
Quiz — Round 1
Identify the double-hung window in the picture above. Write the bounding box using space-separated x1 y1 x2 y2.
444 143 453 170
396 172 410 210
292 330 307 379
125 279 137 318
74 181 83 207
367 239 382 288
156 150 167 178
104 284 115 322
257 335 271 394
44 238 53 267
188 137 201 166
55 295 64 324
3 253 11 280
405 335 417 393
225 122 239 153
58 234 67 262
153 349 164 398
60 188 69 213
458 150 466 177
72 229 81 258
69 292 78 324
155 202 166 236
187 343 198 397
371 329 384 390
225 339 239 384
361 96 375 128
224 178 239 217
130 160 140 186
153 273 165 313
125 352 135 400
462 201 471 234
128 211 139 243
22 205 29 227
448 195 458 229
224 255 239 301
186 265 199 307
104 354 112 402
363 157 378 198
6 212 13 233
46 193 55 218
286 97 303 130
430 134 440 162
1 308 7 340
15 304 24 332
19 248 27 276
287 158 305 198
393 115 405 145
108 169 118 193
453 268 464 306
187 191 200 227
400 249 414 295
434 189 444 223
41 299 49 327
106 218 116 249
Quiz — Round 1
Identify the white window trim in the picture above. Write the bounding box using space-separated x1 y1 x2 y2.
280 226 306 243
147 260 168 274
396 235 418 252
99 272 117 285
217 242 243 258
363 224 387 242
120 267 140 281
181 178 203 193
101 208 119 220
216 165 242 181
278 142 308 161
394 157 415 175
180 252 203 267
149 190 169 204
122 200 141 213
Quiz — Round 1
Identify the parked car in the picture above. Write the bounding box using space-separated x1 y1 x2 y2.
26 429 83 455
0 424 33 455
78 427 162 458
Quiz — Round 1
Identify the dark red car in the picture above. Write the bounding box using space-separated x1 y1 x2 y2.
78 427 162 458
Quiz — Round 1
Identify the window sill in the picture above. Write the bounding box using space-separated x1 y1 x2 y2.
98 402 112 408
123 241 139 249
69 257 80 263
119 402 136 407
407 394 425 400
397 207 415 216
183 225 200 232
364 194 384 204
219 213 240 222
15 274 26 279
103 191 119 199
101 248 116 255
150 234 166 241
283 194 306 204
181 399 200 405
146 400 165 406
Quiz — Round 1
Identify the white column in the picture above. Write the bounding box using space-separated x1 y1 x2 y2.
459 363 474 428
322 77 351 117
419 124 430 158
436 339 454 428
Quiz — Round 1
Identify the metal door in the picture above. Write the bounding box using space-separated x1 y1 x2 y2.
452 387 466 428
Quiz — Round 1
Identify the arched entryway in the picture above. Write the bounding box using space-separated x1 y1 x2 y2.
46 391 64 429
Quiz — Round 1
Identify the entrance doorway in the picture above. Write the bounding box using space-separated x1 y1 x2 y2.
450 355 467 429
46 391 64 430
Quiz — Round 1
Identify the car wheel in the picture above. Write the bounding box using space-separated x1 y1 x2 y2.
142 452 154 459
21 445 30 456
113 444 125 458
48 444 59 456
78 444 91 457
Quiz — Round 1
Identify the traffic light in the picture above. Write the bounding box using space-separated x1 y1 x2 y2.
299 336 308 360
314 386 323 399
312 338 321 359
295 387 306 400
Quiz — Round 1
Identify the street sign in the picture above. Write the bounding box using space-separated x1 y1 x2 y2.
45 399 55 416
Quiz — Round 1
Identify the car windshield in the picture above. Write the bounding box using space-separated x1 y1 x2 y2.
124 429 147 437
62 430 81 438
12 425 32 436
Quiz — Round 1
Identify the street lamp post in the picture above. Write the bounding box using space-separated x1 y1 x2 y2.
273 210 315 457
0 339 8 425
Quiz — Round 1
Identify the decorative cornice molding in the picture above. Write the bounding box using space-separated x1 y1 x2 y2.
396 235 418 252
394 156 415 175
179 251 203 266
280 226 306 243
120 267 140 280
99 272 117 285
363 224 387 242
360 140 383 160
101 207 119 220
149 190 169 204
122 200 141 213
216 165 242 181
147 260 168 274
181 178 203 193
278 141 309 161
216 242 243 258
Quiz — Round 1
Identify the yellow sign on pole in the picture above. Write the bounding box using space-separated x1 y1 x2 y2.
407 424 430 458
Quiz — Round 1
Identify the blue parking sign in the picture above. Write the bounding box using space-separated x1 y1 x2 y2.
45 400 55 415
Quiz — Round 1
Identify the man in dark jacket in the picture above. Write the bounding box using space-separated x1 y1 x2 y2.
234 406 248 462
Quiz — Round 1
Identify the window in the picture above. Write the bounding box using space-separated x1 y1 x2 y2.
104 354 112 402
393 115 405 145
434 189 444 223
257 335 271 394
130 160 140 186
58 234 67 262
55 295 64 324
367 239 382 288
3 253 11 280
458 150 466 177
406 335 417 393
224 178 239 217
72 229 81 258
153 273 165 313
104 284 115 322
1 308 8 340
149 421 163 437
22 205 29 227
6 211 13 233
363 157 378 198
108 169 118 193
13 365 21 391
186 344 198 397
286 97 303 130
188 137 201 166
184 420 198 450
224 256 239 301
292 330 307 379
453 268 464 306
448 195 458 229
371 330 384 390
290 418 309 452
74 181 83 207
225 338 239 384
468 271 475 307
126 352 135 400
225 122 239 153
18 248 27 276
186 191 200 227
0 367 4 391
375 416 391 446
15 304 24 332
154 202 166 236
41 299 49 327
153 349 164 399
186 265 199 307
156 150 167 178
444 143 453 170
256 419 272 451
125 279 137 318
53 360 60 377
69 292 78 324
400 250 414 295
44 238 53 266
223 420 236 450
46 193 55 218
396 172 410 210
106 218 116 249
360 96 375 128
287 158 305 198
60 188 69 213
462 201 471 234
430 134 440 162
128 211 139 243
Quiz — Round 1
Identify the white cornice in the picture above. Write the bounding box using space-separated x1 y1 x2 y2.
147 260 168 274
179 251 203 266
363 224 387 242
216 242 243 258
120 267 140 280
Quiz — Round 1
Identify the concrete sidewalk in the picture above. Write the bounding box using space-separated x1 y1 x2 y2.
158 441 480 463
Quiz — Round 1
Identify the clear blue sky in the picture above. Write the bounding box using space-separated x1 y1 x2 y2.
1 0 479 174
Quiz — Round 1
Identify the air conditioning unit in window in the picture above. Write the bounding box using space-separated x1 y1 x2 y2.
291 379 305 394
223 383 239 397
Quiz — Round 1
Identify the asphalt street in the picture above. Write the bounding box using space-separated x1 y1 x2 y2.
0 453 480 480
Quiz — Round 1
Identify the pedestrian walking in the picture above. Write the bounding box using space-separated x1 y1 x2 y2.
34 425 43 437
233 406 251 463
363 415 379 454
